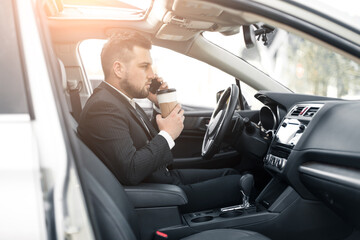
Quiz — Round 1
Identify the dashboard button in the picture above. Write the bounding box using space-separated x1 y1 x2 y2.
274 157 281 167
270 156 275 165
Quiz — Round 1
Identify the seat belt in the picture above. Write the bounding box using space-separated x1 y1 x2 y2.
67 80 83 122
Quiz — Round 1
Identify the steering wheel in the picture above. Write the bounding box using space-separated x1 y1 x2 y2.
202 84 239 159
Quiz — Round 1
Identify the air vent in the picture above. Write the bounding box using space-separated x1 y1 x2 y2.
303 107 320 117
291 106 304 116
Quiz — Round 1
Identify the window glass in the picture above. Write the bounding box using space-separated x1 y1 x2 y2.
151 46 233 109
204 27 360 100
0 0 28 114
79 39 105 87
240 81 263 110
79 40 262 109
291 0 360 30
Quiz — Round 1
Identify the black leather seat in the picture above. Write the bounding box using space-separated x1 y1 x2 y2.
75 136 270 240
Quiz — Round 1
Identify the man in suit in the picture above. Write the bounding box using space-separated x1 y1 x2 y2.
78 30 242 213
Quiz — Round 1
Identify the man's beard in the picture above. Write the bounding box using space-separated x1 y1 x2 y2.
121 75 149 99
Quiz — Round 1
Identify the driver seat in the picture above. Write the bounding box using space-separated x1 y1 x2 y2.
75 135 270 240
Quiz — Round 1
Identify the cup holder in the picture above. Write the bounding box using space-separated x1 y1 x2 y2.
219 210 243 218
191 216 214 223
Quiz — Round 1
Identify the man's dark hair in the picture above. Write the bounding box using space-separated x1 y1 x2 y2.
101 30 152 79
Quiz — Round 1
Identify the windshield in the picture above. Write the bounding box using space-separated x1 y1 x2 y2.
291 0 360 31
204 27 360 100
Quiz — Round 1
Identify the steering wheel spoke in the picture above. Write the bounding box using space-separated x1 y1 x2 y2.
202 137 214 156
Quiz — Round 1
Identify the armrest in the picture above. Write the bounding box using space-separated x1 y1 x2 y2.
124 183 188 208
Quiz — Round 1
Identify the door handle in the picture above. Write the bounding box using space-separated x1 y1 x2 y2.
197 117 210 131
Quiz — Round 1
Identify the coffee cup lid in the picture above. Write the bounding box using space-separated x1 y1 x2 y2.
157 88 176 94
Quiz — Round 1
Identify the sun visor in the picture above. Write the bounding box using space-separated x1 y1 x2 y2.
173 0 222 17
156 24 198 41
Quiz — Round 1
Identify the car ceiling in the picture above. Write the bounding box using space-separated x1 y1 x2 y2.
45 0 294 93
45 0 248 44
44 0 359 64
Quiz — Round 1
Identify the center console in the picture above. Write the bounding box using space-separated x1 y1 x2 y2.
181 174 272 229
264 103 323 172
181 205 272 228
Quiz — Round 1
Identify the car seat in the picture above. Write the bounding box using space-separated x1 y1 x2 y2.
74 135 270 240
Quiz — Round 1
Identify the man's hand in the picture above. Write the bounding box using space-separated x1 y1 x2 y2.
156 104 185 140
147 76 168 106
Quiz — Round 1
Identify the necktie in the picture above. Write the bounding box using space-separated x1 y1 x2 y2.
135 105 157 138
135 104 170 173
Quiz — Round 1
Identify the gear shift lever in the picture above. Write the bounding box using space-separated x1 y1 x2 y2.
220 174 254 212
239 174 254 208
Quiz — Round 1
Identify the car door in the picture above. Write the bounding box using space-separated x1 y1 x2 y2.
0 2 46 237
171 103 260 170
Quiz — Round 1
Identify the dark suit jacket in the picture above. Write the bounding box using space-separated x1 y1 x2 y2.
77 82 174 185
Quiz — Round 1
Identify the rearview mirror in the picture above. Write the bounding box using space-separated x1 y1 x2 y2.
242 24 276 49
242 25 256 48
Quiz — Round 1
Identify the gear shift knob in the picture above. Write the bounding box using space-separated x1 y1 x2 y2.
239 174 254 208
239 174 254 196
220 174 254 212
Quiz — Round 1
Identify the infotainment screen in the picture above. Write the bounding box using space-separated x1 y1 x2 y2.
276 118 306 146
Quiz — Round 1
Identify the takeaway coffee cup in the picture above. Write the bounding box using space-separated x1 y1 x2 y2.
157 88 177 118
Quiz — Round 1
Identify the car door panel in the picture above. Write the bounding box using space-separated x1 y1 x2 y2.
171 109 259 169
172 111 211 161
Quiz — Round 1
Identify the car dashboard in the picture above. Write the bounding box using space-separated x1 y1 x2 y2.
256 92 360 228
264 103 324 173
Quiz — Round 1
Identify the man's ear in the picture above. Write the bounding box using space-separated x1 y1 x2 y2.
113 61 125 79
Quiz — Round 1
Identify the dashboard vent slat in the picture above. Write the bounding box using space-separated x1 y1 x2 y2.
291 106 304 116
303 107 320 117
